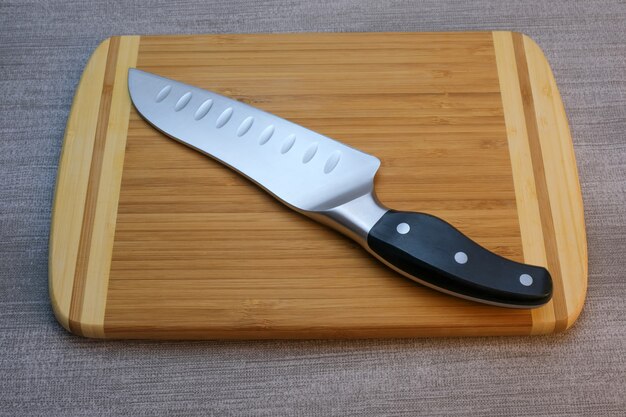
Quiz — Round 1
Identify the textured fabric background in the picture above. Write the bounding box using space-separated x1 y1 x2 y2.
1 1 625 415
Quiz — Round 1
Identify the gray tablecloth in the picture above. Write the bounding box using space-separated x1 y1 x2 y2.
1 1 625 415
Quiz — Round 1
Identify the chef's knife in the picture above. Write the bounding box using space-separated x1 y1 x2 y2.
128 69 552 308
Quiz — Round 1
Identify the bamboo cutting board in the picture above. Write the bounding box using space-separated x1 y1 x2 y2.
50 32 587 339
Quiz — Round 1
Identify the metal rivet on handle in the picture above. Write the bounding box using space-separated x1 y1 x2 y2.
396 223 410 234
454 251 468 264
519 274 533 286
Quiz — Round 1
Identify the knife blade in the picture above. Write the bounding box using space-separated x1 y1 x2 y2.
128 69 552 308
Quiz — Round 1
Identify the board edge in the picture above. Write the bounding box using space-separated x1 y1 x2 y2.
492 31 555 335
519 33 588 332
49 37 112 334
49 35 140 338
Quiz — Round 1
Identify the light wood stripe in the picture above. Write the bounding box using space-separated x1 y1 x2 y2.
49 39 111 330
79 36 140 338
68 37 121 334
492 32 555 334
522 35 588 329
511 33 569 331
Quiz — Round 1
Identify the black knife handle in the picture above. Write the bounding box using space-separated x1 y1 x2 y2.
367 211 552 307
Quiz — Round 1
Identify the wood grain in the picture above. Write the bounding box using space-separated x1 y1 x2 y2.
492 32 555 334
50 36 139 336
49 32 587 338
522 34 588 329
78 36 139 337
49 37 110 331
68 36 121 335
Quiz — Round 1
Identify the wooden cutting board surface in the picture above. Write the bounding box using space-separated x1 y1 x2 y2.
50 32 587 339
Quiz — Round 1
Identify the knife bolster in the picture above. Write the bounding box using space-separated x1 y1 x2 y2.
306 189 388 245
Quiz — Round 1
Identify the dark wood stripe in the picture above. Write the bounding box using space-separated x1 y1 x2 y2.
69 37 121 335
511 33 567 331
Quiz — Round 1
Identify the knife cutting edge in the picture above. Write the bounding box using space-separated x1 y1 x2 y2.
127 69 552 308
